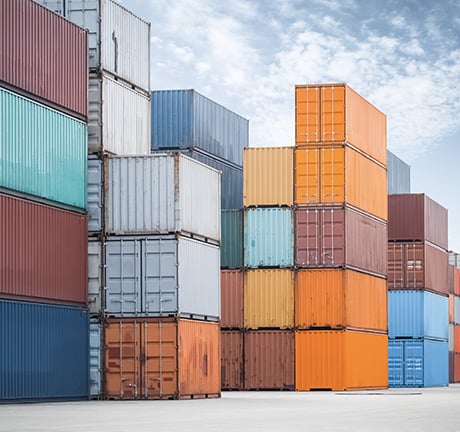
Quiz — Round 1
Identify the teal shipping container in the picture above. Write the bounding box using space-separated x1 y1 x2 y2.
244 208 293 268
221 209 244 269
0 87 87 211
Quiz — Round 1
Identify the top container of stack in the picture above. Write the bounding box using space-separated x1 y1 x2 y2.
151 90 248 167
387 150 410 194
36 0 150 94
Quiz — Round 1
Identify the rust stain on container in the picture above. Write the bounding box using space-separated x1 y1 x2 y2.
221 331 244 390
221 271 244 329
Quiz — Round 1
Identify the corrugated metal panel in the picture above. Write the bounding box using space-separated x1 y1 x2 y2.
449 295 454 324
87 156 103 233
454 268 460 296
89 320 102 398
0 194 88 306
295 330 388 391
449 265 454 295
455 326 460 352
151 90 248 166
243 147 293 207
388 291 448 340
221 210 244 269
387 150 410 194
0 87 87 211
244 208 293 268
244 330 295 390
0 0 88 120
244 270 294 329
453 353 460 382
104 236 220 319
0 300 89 401
88 240 103 314
221 331 244 390
221 271 244 329
106 154 220 242
455 297 460 325
449 324 454 352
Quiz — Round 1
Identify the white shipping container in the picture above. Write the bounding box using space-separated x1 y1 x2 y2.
106 154 221 242
449 323 454 352
88 240 103 314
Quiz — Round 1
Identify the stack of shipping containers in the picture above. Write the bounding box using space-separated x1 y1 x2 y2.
0 0 89 401
387 194 449 387
448 254 460 382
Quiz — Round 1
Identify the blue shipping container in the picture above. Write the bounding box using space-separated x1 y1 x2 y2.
89 320 102 398
0 300 89 401
387 150 410 194
151 89 248 166
388 339 448 387
388 290 448 340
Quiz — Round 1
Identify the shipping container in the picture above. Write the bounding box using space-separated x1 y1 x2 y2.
388 339 448 387
449 324 454 352
244 330 295 390
296 269 387 332
221 210 244 269
387 150 410 194
387 242 448 295
106 154 220 242
221 331 244 390
0 194 88 306
89 320 102 398
0 300 89 401
388 291 448 340
449 252 460 268
88 73 150 155
221 271 244 329
295 206 387 276
105 235 220 319
295 84 387 165
244 208 293 268
448 265 454 295
453 353 460 382
388 194 448 250
0 87 87 211
455 268 460 296
243 147 293 207
294 145 387 221
151 89 248 166
37 0 150 92
0 0 88 120
455 325 460 352
88 156 103 233
104 318 220 399
295 330 388 391
244 270 294 329
455 297 460 325
449 295 454 324
88 239 103 314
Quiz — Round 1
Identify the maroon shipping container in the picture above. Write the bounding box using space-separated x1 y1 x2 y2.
221 331 244 390
450 352 454 384
221 270 244 329
295 206 387 277
0 0 88 120
0 193 88 305
387 241 448 296
244 330 294 390
388 194 448 250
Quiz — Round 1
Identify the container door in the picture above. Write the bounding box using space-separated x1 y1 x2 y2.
405 243 424 289
321 208 345 266
295 147 321 204
387 243 405 289
295 207 321 266
321 85 345 142
404 341 424 387
388 340 404 387
295 86 320 143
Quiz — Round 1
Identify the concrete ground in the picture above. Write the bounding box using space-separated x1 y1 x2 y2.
1 387 460 432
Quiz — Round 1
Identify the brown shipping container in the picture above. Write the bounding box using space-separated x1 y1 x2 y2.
296 269 387 332
221 271 244 329
449 352 454 383
388 194 448 250
221 331 244 390
387 241 449 295
455 268 460 296
295 206 387 277
295 84 387 165
244 330 295 390
0 193 87 305
295 330 388 391
105 318 220 400
0 0 88 120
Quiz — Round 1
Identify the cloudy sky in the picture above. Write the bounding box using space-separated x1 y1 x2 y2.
122 0 460 250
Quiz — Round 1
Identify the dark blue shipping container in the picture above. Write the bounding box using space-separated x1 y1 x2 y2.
387 150 410 194
0 300 89 401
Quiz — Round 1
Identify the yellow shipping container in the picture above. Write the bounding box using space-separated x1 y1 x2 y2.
244 269 294 329
243 147 294 207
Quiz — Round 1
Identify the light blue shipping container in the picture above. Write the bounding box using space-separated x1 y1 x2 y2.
151 89 248 166
388 339 448 387
0 87 87 211
244 208 293 268
387 150 410 194
89 320 102 398
0 300 89 401
388 290 448 340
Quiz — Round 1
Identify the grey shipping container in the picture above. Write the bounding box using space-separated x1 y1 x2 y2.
88 240 103 314
387 150 410 194
221 210 244 269
88 156 103 233
89 320 102 398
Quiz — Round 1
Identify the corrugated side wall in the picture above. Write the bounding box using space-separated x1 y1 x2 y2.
221 331 244 390
87 156 103 233
221 271 244 329
221 210 244 269
88 240 103 314
89 320 102 398
387 151 410 194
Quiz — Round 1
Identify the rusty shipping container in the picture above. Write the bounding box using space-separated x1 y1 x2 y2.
295 84 387 165
0 0 88 120
0 193 87 305
294 145 387 221
388 194 448 250
295 330 388 391
387 241 449 296
105 318 220 400
221 270 244 329
244 330 295 390
295 206 387 276
221 331 244 390
296 269 387 332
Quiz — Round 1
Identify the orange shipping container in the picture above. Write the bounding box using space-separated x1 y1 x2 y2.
295 330 388 391
243 147 294 207
105 318 220 400
294 145 387 220
449 295 455 324
295 84 387 165
295 269 387 332
455 325 460 353
221 270 244 329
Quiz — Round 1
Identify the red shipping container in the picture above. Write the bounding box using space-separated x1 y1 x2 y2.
221 331 244 390
221 270 244 329
0 193 88 305
0 0 88 120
